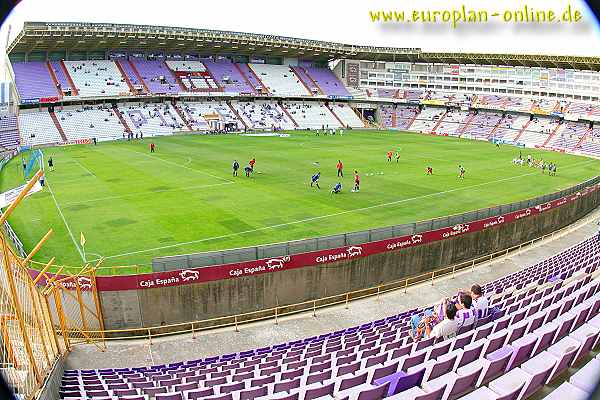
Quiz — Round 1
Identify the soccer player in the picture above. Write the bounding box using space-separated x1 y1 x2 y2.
336 160 344 177
310 172 321 189
352 170 360 192
249 158 256 170
232 160 240 177
426 166 433 175
387 151 393 162
48 157 54 171
332 182 342 194
150 143 155 153
458 165 465 179
395 151 401 163
244 165 253 177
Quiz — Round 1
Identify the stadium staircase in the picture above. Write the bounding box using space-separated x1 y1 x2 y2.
290 67 314 95
174 103 194 131
280 104 299 128
59 60 79 96
430 111 448 134
226 101 249 130
573 128 593 151
393 89 401 98
325 104 345 126
45 61 64 97
127 61 150 93
113 106 132 134
233 63 258 95
405 109 421 130
457 112 477 137
301 67 325 95
512 120 532 143
49 110 68 142
391 112 397 128
542 123 564 148
165 63 188 92
246 64 271 95
114 61 136 93
486 116 505 140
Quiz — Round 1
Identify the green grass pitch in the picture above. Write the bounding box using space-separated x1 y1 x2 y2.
2 130 598 275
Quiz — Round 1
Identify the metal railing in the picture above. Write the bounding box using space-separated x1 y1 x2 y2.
73 208 597 341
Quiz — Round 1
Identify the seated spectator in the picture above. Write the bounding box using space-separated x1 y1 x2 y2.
425 300 458 340
470 284 489 319
455 293 476 329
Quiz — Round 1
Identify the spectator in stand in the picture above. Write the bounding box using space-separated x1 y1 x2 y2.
470 284 489 319
455 293 476 329
425 299 458 340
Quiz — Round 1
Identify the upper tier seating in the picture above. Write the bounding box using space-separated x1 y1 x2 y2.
56 105 126 141
283 101 341 129
122 103 185 137
249 64 311 97
203 58 255 94
12 62 58 100
302 67 351 97
165 61 220 92
232 101 295 130
63 61 128 97
50 61 73 94
59 235 600 400
19 110 63 146
131 60 180 94
0 114 20 150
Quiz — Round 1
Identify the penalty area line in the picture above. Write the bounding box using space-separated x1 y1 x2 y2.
118 147 234 184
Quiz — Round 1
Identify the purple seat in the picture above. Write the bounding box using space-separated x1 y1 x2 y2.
371 361 399 382
155 393 183 400
304 382 334 400
239 386 268 400
357 381 391 400
184 387 214 400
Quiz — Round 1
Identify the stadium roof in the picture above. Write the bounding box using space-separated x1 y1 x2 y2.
7 21 600 70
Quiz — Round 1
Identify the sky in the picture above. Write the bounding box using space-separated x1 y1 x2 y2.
1 0 600 72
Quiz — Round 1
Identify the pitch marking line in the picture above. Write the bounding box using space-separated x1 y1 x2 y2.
95 159 596 262
72 159 96 178
47 182 86 263
62 182 234 206
118 147 234 184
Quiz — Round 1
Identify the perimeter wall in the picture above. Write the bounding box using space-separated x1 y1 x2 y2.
98 181 600 330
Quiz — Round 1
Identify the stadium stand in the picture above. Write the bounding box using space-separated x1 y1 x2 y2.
203 58 255 95
0 114 19 150
56 105 126 141
180 101 241 130
283 101 342 129
329 103 365 128
122 102 186 137
130 60 180 95
249 64 311 97
18 109 64 146
233 100 295 130
57 235 600 400
63 60 128 97
303 66 351 97
11 61 58 100
50 61 75 96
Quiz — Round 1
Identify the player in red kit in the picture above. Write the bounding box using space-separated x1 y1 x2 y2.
352 170 360 192
336 160 343 177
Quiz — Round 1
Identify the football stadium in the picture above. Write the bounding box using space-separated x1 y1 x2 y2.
1 13 600 400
